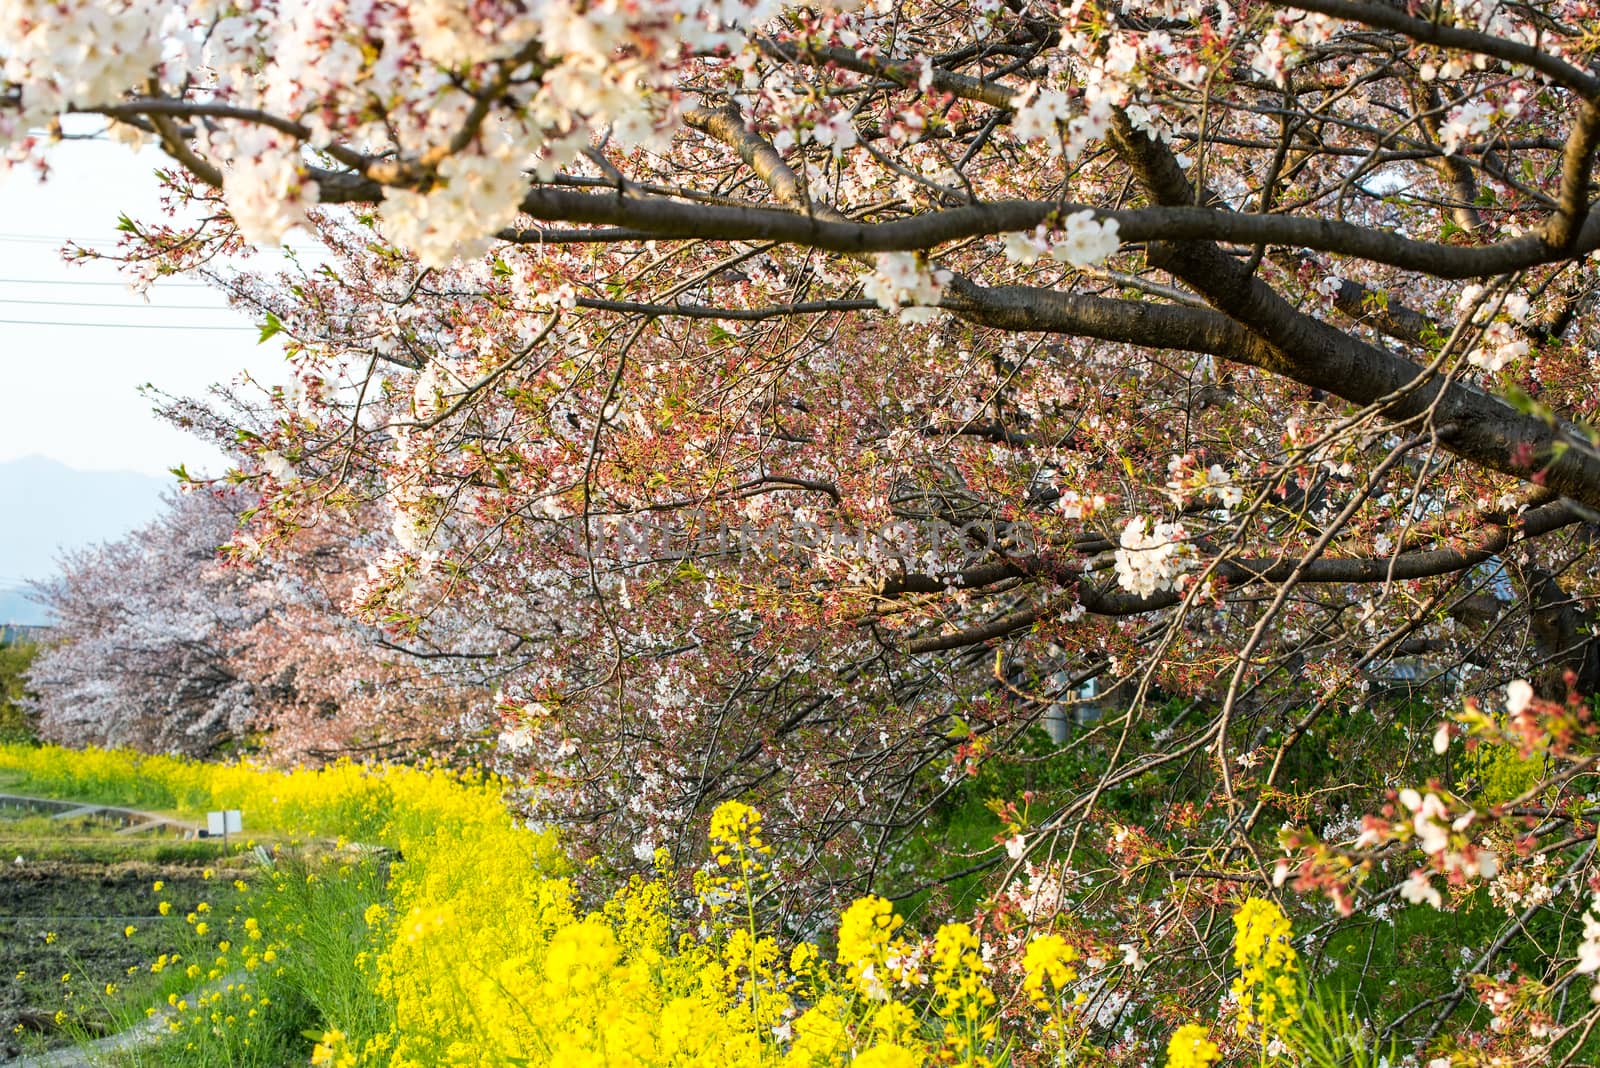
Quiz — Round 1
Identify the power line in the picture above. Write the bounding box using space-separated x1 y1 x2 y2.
0 233 116 244
0 233 322 256
0 297 236 311
0 317 255 331
0 276 211 288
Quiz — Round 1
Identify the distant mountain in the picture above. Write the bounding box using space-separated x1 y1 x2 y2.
0 456 170 624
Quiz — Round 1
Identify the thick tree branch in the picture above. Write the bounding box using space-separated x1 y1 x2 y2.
1269 0 1600 98
491 186 1600 278
1107 115 1600 515
101 97 1600 277
882 499 1579 650
1550 101 1600 250
755 37 1023 110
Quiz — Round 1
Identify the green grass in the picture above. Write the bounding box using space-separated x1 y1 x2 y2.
0 792 193 824
0 809 242 865
3 839 231 865
93 846 394 1067
0 812 105 835
1 766 205 818
891 701 1576 1047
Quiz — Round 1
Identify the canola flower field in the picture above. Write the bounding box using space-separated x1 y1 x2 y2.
0 744 1294 1068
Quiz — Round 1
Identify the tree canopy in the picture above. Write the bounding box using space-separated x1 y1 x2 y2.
0 635 38 743
10 0 1600 1060
28 491 479 757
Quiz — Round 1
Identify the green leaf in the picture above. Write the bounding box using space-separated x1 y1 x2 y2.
1501 384 1557 425
258 312 283 344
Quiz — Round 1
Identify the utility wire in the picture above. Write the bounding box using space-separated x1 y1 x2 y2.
0 233 321 256
0 297 236 310
0 276 210 288
0 318 255 331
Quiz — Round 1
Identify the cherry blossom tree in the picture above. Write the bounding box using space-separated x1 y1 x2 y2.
28 490 481 758
10 0 1600 1058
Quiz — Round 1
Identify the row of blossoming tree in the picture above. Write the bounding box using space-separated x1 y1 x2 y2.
10 0 1600 1060
28 491 483 758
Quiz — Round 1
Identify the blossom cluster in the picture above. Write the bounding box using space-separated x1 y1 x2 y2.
1440 89 1529 156
1 0 789 259
1487 852 1555 916
1000 212 1122 269
0 0 164 142
1575 894 1600 1003
1457 283 1533 372
1249 8 1344 86
1165 1023 1221 1068
213 126 323 248
1363 787 1500 910
862 252 951 324
1164 455 1244 513
1113 516 1198 598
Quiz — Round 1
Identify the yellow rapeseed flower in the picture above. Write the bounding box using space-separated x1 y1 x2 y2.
854 1042 926 1068
931 922 995 1021
837 896 913 1000
1230 897 1301 1041
311 1028 346 1066
1165 1023 1220 1068
1021 934 1080 1009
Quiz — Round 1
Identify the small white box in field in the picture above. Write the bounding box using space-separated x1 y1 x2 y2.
207 810 243 835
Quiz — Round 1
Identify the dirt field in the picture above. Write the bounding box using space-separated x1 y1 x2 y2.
0 818 221 1063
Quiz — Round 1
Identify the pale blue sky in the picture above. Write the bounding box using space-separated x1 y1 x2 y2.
0 126 293 477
